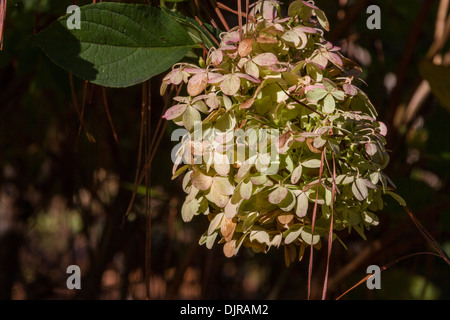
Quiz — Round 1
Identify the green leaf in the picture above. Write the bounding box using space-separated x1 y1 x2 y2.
386 191 407 206
31 3 196 87
183 106 201 130
350 90 378 118
306 88 328 101
161 7 221 49
288 1 304 18
323 94 336 113
279 190 296 211
352 178 369 201
302 159 322 168
300 226 320 245
330 90 345 101
284 225 302 244
314 9 329 31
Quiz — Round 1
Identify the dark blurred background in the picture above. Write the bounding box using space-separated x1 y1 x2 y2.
0 0 449 300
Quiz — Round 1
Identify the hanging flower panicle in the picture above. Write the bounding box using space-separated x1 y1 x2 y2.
162 0 399 266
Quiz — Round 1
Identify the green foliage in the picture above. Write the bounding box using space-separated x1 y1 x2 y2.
31 3 197 87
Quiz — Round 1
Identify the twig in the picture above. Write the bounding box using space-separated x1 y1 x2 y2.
194 16 220 47
336 251 442 300
123 84 181 221
101 87 119 144
321 153 336 300
145 80 152 300
403 206 450 266
237 0 242 40
210 0 230 31
69 74 95 143
277 83 326 118
307 149 325 300
0 0 6 50
217 2 249 19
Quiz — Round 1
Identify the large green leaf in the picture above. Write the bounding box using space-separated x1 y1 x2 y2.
30 3 197 87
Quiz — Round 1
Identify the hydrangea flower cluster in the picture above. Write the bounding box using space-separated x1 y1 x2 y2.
161 0 393 265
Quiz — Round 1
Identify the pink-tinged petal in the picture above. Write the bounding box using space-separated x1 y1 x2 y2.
214 131 234 145
173 96 189 103
206 94 220 110
305 59 326 70
244 61 259 79
253 52 278 66
256 36 279 44
236 73 261 83
238 38 254 57
343 83 358 96
378 122 388 136
295 26 317 34
210 49 223 65
365 143 378 156
191 169 213 191
184 67 205 74
221 31 240 45
262 1 278 20
207 74 227 84
220 45 237 51
304 84 326 93
170 70 184 85
239 97 255 109
325 51 343 67
276 132 293 154
276 17 292 23
268 65 288 72
294 136 306 142
187 73 208 96
268 186 288 205
311 52 328 69
162 104 188 120
299 131 320 138
220 74 241 96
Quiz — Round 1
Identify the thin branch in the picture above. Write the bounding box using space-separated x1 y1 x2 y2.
245 0 250 35
102 87 119 144
321 153 336 300
237 0 242 41
307 149 325 300
403 206 450 266
336 252 442 300
217 1 250 19
0 0 6 50
210 0 230 31
194 16 220 47
69 74 95 143
145 80 152 300
277 83 326 118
